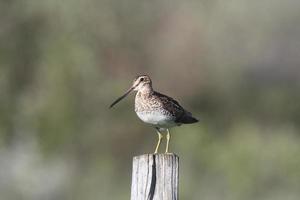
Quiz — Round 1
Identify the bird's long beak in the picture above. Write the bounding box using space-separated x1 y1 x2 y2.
109 86 134 108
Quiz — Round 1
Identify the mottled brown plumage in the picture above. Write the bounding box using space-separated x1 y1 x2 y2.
110 75 199 153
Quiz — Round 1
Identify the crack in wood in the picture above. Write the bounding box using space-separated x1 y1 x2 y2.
147 154 156 200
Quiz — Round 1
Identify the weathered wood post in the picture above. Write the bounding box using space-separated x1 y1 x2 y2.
130 154 179 200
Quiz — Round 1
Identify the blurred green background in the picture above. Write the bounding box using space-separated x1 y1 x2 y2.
1 0 300 199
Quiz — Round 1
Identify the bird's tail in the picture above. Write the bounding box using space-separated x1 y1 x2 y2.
180 115 199 124
176 111 199 124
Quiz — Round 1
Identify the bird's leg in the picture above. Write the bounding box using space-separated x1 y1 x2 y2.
165 129 171 153
154 129 163 154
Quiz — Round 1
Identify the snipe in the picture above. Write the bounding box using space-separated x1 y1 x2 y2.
110 75 199 153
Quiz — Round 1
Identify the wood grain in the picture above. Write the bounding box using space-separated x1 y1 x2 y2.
130 154 179 200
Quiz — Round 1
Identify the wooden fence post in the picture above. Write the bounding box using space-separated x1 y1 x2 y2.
130 154 179 200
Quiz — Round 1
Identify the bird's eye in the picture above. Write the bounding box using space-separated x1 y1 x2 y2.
140 78 144 81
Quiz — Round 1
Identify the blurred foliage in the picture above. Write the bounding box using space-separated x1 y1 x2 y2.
0 0 300 200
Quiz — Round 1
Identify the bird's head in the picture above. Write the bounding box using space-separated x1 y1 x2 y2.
132 75 152 91
109 75 152 108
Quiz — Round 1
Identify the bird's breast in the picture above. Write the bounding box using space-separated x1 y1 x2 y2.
134 92 178 128
136 111 177 128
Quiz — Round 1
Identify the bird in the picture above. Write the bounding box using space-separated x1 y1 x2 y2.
110 75 199 154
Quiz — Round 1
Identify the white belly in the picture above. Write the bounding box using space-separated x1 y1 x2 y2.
136 111 177 128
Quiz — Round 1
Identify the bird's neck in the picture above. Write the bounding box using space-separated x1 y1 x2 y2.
138 84 153 96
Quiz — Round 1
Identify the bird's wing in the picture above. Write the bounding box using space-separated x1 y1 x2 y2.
153 91 185 118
